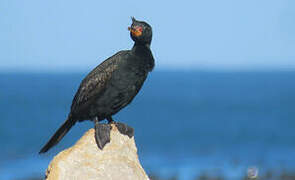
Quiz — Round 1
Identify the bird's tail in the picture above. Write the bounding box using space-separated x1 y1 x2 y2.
39 115 76 154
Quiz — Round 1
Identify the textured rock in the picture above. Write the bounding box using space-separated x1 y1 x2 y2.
45 124 149 180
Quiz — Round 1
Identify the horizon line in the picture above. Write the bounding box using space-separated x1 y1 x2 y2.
1 66 295 73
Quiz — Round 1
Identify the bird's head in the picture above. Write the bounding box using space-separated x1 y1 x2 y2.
128 17 152 45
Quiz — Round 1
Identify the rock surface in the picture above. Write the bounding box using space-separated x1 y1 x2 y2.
45 124 149 180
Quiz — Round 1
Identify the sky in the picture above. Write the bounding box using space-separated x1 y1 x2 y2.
0 0 294 71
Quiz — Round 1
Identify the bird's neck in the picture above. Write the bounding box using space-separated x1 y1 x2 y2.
131 43 154 72
131 43 151 57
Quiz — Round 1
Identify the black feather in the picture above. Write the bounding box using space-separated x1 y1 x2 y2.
39 18 154 153
39 116 76 153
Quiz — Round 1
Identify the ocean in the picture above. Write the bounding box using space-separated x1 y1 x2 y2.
0 71 295 180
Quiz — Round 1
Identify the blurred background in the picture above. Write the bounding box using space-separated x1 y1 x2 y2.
1 0 295 179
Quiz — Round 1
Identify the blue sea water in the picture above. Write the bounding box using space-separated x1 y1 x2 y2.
0 71 295 180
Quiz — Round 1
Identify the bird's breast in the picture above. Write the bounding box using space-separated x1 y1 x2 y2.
90 65 147 117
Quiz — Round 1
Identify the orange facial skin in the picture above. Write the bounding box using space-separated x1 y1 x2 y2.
128 26 143 37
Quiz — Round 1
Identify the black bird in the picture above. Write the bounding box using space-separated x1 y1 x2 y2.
39 17 154 153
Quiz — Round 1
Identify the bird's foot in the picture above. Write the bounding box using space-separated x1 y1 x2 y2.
93 118 134 150
114 122 134 138
94 120 111 150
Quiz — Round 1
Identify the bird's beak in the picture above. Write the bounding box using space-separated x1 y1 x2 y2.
128 26 142 37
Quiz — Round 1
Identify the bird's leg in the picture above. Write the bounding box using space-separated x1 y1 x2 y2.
106 116 115 124
94 117 111 150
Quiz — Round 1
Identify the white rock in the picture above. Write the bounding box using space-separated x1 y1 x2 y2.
45 125 149 180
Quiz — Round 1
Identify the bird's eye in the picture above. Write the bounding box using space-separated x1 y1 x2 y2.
135 26 143 32
133 26 142 32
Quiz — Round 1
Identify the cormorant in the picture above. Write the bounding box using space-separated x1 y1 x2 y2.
39 17 154 153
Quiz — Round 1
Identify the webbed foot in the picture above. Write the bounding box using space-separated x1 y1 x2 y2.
94 119 111 150
93 117 134 150
114 122 134 138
